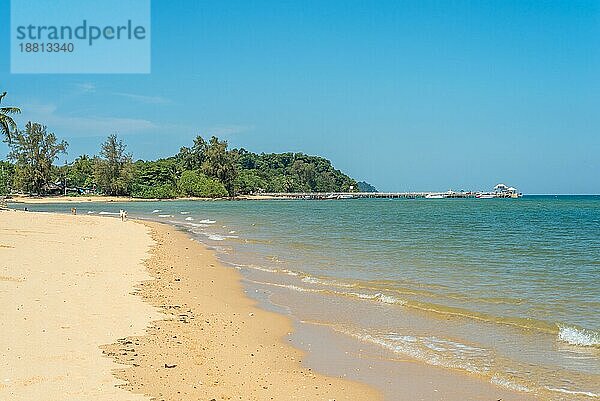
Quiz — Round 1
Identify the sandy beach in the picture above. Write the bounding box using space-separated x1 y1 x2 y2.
5 196 163 204
0 210 160 401
5 195 285 204
0 210 379 400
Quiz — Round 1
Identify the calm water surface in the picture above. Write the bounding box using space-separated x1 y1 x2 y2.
19 196 600 400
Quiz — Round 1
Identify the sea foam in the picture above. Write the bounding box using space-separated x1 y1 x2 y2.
558 325 600 347
491 375 533 393
301 275 356 288
187 222 209 228
344 291 406 305
544 386 600 398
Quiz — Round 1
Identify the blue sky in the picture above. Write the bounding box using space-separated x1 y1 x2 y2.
1 0 599 194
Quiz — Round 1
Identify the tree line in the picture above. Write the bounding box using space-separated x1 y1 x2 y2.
0 91 357 198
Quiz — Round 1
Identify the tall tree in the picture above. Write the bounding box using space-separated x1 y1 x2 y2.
8 122 68 195
95 134 133 196
177 170 228 198
0 92 21 144
0 161 14 195
201 136 237 196
177 135 208 170
67 154 97 189
129 158 181 199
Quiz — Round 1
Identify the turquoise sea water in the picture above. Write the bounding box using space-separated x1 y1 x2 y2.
19 196 600 399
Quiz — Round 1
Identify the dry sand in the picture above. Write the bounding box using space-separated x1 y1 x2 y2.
0 210 379 400
7 196 152 204
6 195 280 204
0 210 160 401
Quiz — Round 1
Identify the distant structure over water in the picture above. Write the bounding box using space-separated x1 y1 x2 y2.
260 183 523 200
475 183 522 199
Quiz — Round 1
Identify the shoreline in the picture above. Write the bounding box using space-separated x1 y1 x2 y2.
5 194 597 206
4 195 287 204
0 209 379 400
127 219 539 401
1 206 568 400
102 219 380 400
5 195 226 204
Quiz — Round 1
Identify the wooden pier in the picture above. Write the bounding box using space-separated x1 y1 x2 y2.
255 183 522 200
258 191 482 200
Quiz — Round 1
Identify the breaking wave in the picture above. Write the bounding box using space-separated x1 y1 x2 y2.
544 387 600 398
558 325 600 347
491 374 533 393
301 275 356 288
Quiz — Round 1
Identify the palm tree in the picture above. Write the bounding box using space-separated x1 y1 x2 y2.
0 92 21 144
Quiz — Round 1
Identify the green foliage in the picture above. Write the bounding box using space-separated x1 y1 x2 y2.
2 87 359 197
357 181 378 192
177 136 207 171
234 150 357 193
234 169 267 195
177 170 228 198
0 161 14 195
67 155 96 189
201 136 237 196
8 122 68 195
130 183 179 199
132 158 180 187
0 91 21 144
2 124 358 198
129 157 181 199
95 134 133 196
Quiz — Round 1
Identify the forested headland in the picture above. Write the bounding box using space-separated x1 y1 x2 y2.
0 92 359 198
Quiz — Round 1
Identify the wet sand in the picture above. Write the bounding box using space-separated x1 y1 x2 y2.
102 220 380 400
99 220 538 401
0 210 379 400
